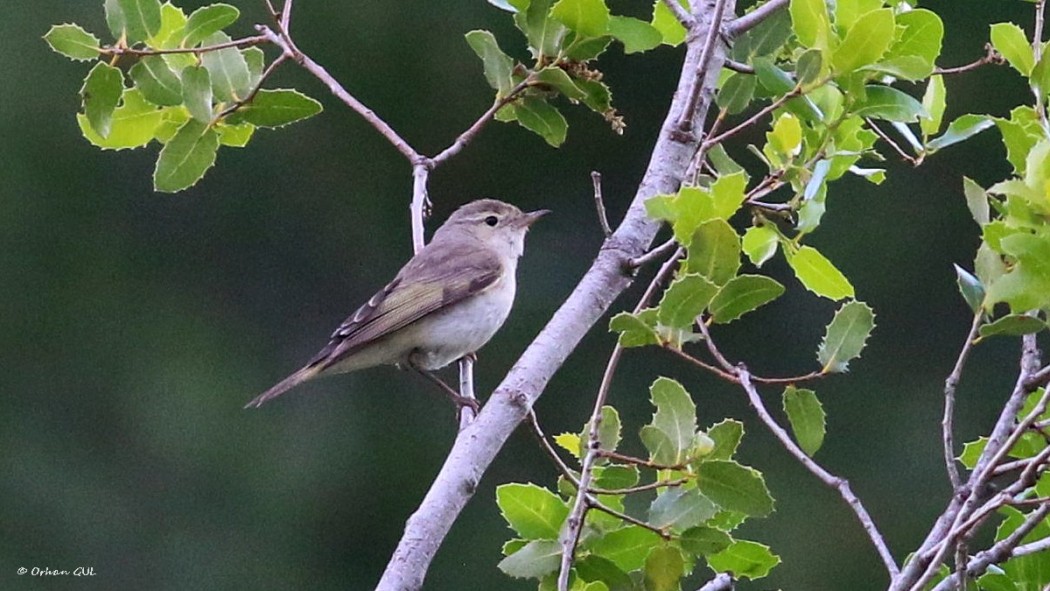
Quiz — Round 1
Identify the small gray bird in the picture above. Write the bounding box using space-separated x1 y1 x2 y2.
245 199 547 410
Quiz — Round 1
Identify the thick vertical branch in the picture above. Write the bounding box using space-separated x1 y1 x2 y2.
375 3 736 586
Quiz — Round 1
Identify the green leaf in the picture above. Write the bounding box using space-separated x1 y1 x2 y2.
926 115 995 153
551 0 609 38
466 30 515 97
643 545 684 591
576 78 613 114
148 2 187 48
554 432 581 459
976 242 1008 291
244 46 265 88
565 35 612 61
954 264 985 313
696 461 774 518
130 56 183 106
227 89 323 128
879 9 944 80
651 0 687 47
200 31 251 102
514 97 568 147
81 63 124 138
657 274 719 329
817 300 875 373
790 0 831 49
117 0 163 44
958 437 986 470
831 9 894 74
979 314 1048 338
609 310 659 348
77 88 165 150
181 3 240 47
853 85 926 122
707 419 743 461
153 118 220 192
707 540 781 580
105 0 127 40
742 225 779 267
44 24 101 61
991 22 1035 76
498 539 562 579
920 75 946 136
783 386 825 456
642 377 697 466
496 483 569 540
588 525 662 572
515 0 566 59
787 245 854 300
533 67 587 100
593 465 639 491
574 556 632 591
987 232 1050 311
717 72 757 115
181 65 213 123
649 487 718 532
680 526 733 556
797 48 824 88
607 16 661 54
585 405 622 457
709 275 785 324
686 219 741 286
216 122 254 147
733 8 791 61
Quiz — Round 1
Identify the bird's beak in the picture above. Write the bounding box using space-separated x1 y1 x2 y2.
522 209 551 227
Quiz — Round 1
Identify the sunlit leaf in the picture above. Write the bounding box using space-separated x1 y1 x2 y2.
817 300 876 373
496 483 569 540
44 24 101 61
787 245 854 300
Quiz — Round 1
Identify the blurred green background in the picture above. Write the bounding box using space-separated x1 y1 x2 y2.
1 1 1039 589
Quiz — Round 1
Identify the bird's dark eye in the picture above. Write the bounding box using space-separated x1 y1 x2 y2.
485 215 499 227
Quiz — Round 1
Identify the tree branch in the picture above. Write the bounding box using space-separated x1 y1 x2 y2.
727 0 789 37
942 312 983 489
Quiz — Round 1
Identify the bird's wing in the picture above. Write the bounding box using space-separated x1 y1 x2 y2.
308 241 503 369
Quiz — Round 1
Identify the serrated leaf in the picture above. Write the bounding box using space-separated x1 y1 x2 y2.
817 300 875 373
81 63 124 138
216 122 254 147
954 264 985 313
783 386 825 456
979 314 1048 338
533 67 587 100
514 0 566 59
853 85 926 122
787 245 854 300
201 31 251 102
130 56 183 106
554 432 582 459
879 9 943 80
644 545 684 591
181 65 213 123
742 225 779 267
607 15 661 54
609 310 659 348
181 4 240 48
551 0 609 38
514 96 568 147
717 72 757 115
707 419 743 461
709 275 785 324
920 75 946 136
831 9 894 74
77 88 165 150
585 405 622 457
576 78 613 114
574 556 632 591
686 219 741 285
153 118 219 192
648 487 718 531
244 46 265 87
588 525 662 572
926 115 995 153
498 539 562 579
148 2 187 49
565 35 612 61
44 24 101 61
466 30 515 97
707 540 781 579
696 460 774 517
991 22 1035 76
651 0 687 46
118 0 162 43
962 176 991 226
644 377 697 466
790 0 831 50
657 274 718 329
226 89 323 128
496 483 569 540
680 526 733 556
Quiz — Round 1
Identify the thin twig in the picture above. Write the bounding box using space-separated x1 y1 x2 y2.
458 356 477 429
215 53 289 121
526 410 580 485
431 80 531 166
933 44 1003 75
724 59 755 74
596 449 689 471
943 312 984 490
628 238 679 269
592 171 613 238
727 0 790 37
589 478 690 495
99 34 267 56
665 346 740 383
586 496 672 539
660 0 696 29
280 0 293 30
701 87 802 149
866 118 919 165
677 0 731 132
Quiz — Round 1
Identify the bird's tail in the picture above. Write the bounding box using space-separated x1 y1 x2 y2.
244 365 322 409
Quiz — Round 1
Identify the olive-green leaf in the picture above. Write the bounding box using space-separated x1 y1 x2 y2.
657 274 718 329
817 300 875 373
648 487 718 532
787 245 854 300
707 540 781 580
117 0 162 44
852 85 926 122
227 89 322 128
181 66 213 123
200 31 251 102
686 219 741 286
551 0 610 38
497 539 561 579
513 96 568 147
532 67 587 100
696 460 775 517
709 275 785 324
609 310 659 347
644 545 685 591
978 314 1048 338
588 525 662 572
607 15 661 54
707 419 743 461
153 119 220 192
44 24 101 61
181 4 240 48
466 30 515 96
680 526 733 556
717 72 757 115
130 56 183 106
496 483 569 540
81 63 124 138
783 386 825 456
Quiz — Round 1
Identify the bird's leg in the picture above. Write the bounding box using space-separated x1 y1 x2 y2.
410 364 481 418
